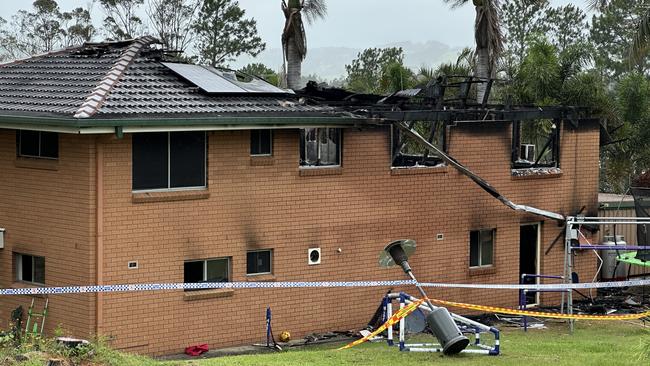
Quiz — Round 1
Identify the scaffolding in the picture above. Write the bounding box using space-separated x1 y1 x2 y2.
562 216 650 332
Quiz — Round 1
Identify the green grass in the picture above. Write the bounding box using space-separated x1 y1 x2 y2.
182 322 649 366
1 322 649 366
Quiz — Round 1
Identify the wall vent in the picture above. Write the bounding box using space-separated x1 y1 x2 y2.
308 248 321 265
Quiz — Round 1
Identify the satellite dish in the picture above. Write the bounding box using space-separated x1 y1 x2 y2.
378 239 416 268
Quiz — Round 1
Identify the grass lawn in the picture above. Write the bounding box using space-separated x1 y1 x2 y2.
179 321 649 366
2 321 649 365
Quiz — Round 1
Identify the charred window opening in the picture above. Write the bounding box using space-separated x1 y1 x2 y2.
300 128 341 167
392 121 446 167
512 119 560 169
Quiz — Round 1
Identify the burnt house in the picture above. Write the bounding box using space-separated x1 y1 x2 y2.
0 38 600 355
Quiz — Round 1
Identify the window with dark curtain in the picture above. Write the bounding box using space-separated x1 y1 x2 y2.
132 132 168 191
17 130 58 159
170 132 206 188
132 132 206 191
247 250 272 275
250 130 272 155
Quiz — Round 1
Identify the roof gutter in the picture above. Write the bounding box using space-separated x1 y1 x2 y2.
0 114 378 134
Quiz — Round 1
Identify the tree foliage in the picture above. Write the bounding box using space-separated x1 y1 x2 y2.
60 7 96 47
194 0 265 67
0 0 67 58
590 0 650 78
545 5 588 53
99 0 145 40
501 0 549 68
239 63 280 86
344 47 406 94
147 0 199 53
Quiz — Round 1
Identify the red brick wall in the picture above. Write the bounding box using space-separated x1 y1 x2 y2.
0 130 96 337
91 121 600 355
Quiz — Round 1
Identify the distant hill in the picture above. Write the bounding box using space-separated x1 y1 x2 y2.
232 40 463 81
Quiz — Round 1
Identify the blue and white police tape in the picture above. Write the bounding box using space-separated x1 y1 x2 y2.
1 278 650 296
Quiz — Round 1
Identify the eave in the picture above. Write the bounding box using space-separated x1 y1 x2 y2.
0 114 378 134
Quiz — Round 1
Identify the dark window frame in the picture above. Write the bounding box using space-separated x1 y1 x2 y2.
132 131 207 192
469 229 495 268
246 249 273 275
391 121 447 168
16 130 59 159
183 257 230 291
14 253 45 285
299 128 342 167
250 130 273 156
511 120 560 169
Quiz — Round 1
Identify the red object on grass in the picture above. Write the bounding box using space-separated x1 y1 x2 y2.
185 344 209 356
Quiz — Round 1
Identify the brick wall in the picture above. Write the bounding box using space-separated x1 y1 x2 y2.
91 120 600 355
0 130 96 337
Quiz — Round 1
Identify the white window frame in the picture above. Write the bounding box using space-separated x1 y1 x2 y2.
132 131 207 193
250 130 273 157
246 249 273 276
300 128 342 168
15 253 45 285
469 229 495 268
184 257 230 283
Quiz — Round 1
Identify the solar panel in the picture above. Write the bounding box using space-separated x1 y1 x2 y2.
162 62 243 93
162 62 292 95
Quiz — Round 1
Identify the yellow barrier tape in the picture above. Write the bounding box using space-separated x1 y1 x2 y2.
428 298 650 320
338 298 426 350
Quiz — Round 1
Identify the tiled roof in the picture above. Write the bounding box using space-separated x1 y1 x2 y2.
0 37 334 120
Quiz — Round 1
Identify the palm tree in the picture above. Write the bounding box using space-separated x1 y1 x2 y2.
281 0 327 90
444 0 503 103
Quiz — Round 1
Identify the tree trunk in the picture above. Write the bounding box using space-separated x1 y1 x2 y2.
286 39 302 90
475 46 489 103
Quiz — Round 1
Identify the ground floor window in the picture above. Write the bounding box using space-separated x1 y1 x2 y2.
469 229 495 268
14 253 45 285
184 258 230 289
247 250 272 275
300 128 341 167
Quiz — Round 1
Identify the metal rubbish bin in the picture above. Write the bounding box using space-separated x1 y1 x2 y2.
601 235 628 280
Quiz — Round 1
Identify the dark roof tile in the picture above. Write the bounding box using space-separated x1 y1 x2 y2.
0 37 336 120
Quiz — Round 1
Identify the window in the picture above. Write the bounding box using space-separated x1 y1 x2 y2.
300 128 341 167
14 253 45 285
469 229 495 268
392 121 445 167
247 250 272 275
16 130 58 159
512 120 559 168
251 130 272 156
184 258 230 288
132 131 206 191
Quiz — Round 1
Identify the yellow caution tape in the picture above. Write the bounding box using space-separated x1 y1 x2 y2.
428 298 650 320
340 298 650 350
338 298 426 350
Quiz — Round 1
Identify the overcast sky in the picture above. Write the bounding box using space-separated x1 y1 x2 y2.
1 0 586 50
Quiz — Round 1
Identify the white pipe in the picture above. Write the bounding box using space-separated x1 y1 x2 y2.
387 301 393 343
